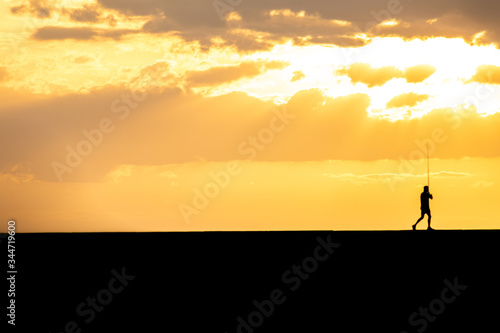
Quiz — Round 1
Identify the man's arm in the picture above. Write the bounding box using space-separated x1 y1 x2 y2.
429 194 433 200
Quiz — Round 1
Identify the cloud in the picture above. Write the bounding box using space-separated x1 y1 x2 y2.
32 26 137 40
386 92 430 109
144 15 366 50
32 26 98 40
131 61 178 89
323 170 472 185
210 30 277 52
94 0 500 47
371 12 500 46
323 172 401 184
262 60 289 70
141 16 176 33
0 67 9 82
0 165 34 183
94 1 368 49
73 56 93 64
106 164 179 183
2 86 500 182
337 63 438 87
472 180 494 188
336 63 403 87
239 9 366 48
11 0 500 50
10 0 55 18
431 171 472 178
291 70 305 82
186 60 289 87
404 64 436 83
469 65 500 84
65 4 101 23
392 171 472 179
62 4 118 26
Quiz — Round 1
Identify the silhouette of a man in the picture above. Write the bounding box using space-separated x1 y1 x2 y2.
413 186 434 230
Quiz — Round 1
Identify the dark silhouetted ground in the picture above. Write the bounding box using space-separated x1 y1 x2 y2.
10 230 500 332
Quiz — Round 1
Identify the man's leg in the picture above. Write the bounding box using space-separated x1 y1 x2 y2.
427 212 432 229
413 211 425 229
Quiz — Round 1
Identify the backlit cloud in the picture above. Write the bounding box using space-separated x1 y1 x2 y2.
291 70 305 82
1 87 500 183
337 63 403 87
386 92 430 108
469 64 500 84
338 63 438 87
403 64 436 83
186 60 289 87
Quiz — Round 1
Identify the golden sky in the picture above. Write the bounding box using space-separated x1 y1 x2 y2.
1 0 499 231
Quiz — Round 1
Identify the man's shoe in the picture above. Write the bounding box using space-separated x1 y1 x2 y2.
412 224 416 230
427 226 434 231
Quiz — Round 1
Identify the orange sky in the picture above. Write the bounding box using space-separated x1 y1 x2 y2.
1 0 499 231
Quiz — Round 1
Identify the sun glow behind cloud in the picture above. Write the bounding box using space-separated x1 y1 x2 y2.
3 0 500 119
203 37 500 119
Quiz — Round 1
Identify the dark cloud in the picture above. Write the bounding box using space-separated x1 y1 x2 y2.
14 1 500 49
230 9 366 48
64 4 101 23
142 16 176 33
10 0 54 18
139 6 368 49
219 31 277 51
93 0 500 47
33 26 98 40
371 13 496 45
32 26 138 40
60 3 119 26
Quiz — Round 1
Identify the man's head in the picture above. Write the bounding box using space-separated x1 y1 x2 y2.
423 186 429 192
